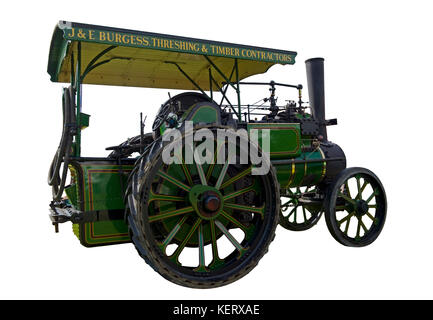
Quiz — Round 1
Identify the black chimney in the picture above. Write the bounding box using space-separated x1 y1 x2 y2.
305 58 327 141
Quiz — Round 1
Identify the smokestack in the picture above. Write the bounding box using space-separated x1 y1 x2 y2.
305 58 327 141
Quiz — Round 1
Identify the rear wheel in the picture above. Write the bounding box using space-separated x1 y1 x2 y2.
127 127 279 288
324 167 387 247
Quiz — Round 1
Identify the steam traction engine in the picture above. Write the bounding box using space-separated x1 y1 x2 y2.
47 21 387 288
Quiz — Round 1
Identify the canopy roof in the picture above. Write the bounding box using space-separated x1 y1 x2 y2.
48 21 297 90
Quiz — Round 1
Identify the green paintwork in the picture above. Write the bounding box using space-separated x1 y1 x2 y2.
247 123 301 159
152 157 232 246
180 104 220 124
81 219 129 246
144 135 267 271
273 148 326 188
246 123 326 189
79 112 90 129
67 161 133 246
64 184 77 207
79 163 133 211
47 25 71 82
159 103 220 136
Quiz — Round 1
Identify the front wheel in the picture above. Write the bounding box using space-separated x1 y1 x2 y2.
324 167 387 247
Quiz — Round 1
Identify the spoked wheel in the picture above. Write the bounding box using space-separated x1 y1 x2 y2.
127 126 279 288
324 167 387 247
152 103 171 133
279 186 323 231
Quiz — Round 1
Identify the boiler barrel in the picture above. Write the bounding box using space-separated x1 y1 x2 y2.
272 142 346 188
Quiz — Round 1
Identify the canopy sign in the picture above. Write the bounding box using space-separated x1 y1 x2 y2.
48 21 297 90
61 23 296 65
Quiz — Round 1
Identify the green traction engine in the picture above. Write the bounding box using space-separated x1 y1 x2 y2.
47 21 387 288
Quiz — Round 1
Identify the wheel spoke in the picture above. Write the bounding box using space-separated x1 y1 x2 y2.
206 139 225 182
194 224 208 272
215 220 247 257
338 192 356 205
181 163 194 186
223 181 256 201
221 210 247 232
224 203 265 219
355 219 361 240
357 180 368 200
344 181 352 198
368 204 377 209
366 211 379 225
159 216 188 251
148 206 194 223
174 147 194 186
157 170 191 192
214 161 231 189
335 205 347 211
281 200 294 211
219 166 252 190
170 218 202 263
338 211 355 226
358 217 368 233
149 190 186 203
302 206 307 222
365 188 379 203
344 215 351 234
355 175 361 199
206 163 216 182
209 220 223 268
286 207 296 218
195 160 207 186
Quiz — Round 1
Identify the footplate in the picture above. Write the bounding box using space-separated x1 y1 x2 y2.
49 201 124 233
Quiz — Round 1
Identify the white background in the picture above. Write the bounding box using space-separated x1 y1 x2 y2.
1 0 432 299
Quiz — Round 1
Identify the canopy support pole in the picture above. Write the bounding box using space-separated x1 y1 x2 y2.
204 56 242 120
210 77 237 115
218 65 236 107
70 51 75 87
235 58 241 119
74 42 82 157
83 46 116 74
165 62 210 99
204 56 237 92
208 68 213 100
72 45 123 157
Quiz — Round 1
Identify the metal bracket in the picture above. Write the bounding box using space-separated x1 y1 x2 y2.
49 201 124 233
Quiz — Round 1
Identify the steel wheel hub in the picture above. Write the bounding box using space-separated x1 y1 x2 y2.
355 199 369 216
188 185 223 220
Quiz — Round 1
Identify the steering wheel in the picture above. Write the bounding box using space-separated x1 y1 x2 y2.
152 102 172 132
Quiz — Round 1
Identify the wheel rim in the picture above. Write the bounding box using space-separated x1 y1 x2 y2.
332 172 386 243
138 129 278 278
280 186 322 231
